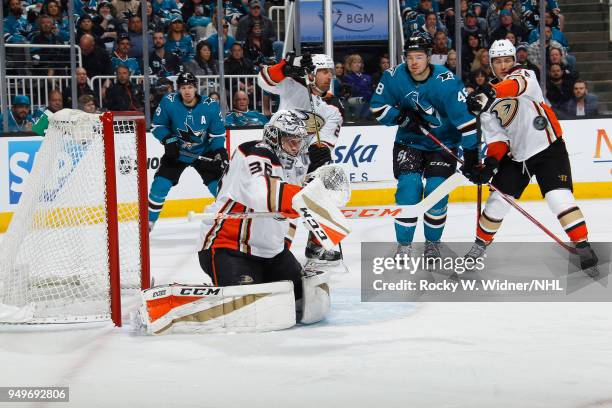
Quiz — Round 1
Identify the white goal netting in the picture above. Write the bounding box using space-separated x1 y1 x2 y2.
0 109 145 324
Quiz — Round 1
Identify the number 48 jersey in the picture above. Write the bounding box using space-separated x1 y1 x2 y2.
200 141 307 258
370 63 477 151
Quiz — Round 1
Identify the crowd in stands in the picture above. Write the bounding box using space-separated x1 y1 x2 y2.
0 0 605 132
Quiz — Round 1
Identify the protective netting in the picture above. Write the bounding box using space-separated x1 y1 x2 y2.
0 109 143 323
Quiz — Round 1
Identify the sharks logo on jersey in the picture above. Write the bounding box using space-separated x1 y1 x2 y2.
437 71 454 82
402 91 443 128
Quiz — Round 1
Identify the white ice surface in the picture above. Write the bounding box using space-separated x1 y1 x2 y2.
1 199 612 408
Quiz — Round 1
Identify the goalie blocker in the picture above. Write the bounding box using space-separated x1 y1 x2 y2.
135 271 330 335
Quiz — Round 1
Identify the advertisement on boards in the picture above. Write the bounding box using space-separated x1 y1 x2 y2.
299 0 389 42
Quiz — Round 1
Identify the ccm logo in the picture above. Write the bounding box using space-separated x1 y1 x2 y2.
299 208 328 241
152 290 167 298
179 287 221 296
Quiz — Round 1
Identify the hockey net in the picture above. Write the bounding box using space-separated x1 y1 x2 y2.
0 109 149 326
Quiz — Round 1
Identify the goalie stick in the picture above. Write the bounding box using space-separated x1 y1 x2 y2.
187 172 466 221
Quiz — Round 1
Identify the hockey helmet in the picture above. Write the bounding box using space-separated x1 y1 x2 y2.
176 72 197 88
404 32 433 55
488 39 516 62
311 54 334 74
263 110 310 168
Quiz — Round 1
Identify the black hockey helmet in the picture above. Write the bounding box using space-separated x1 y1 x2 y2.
404 32 433 55
177 72 197 88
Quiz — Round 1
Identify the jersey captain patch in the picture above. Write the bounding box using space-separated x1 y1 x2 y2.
490 99 519 128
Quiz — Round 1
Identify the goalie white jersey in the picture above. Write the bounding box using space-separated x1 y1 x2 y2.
480 66 563 162
201 141 305 258
258 66 343 148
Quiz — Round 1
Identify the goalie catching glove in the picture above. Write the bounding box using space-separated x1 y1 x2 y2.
292 164 352 250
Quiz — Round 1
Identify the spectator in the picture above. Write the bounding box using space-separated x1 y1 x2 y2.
184 0 211 39
467 68 488 90
420 12 444 38
111 0 141 24
236 0 275 42
104 65 144 111
416 0 435 15
491 9 527 43
150 77 174 110
516 43 540 81
31 15 68 76
505 31 517 46
461 11 487 48
546 63 575 110
224 42 255 75
78 94 98 113
549 47 577 80
76 14 103 46
63 67 97 108
431 30 449 65
562 80 600 118
149 30 183 77
206 19 236 58
343 53 373 119
225 90 269 126
111 33 142 75
80 34 114 78
470 48 492 78
462 33 483 75
151 0 179 15
4 0 29 39
0 95 34 132
445 49 458 74
33 89 63 120
243 21 275 68
527 26 564 68
43 0 69 42
96 1 123 52
165 15 196 63
371 55 390 86
183 41 219 92
528 22 568 48
334 61 346 97
126 14 153 61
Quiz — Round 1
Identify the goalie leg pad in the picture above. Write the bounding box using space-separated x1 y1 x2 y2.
137 282 296 335
298 270 330 324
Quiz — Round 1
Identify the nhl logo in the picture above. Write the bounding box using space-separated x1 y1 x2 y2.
533 115 548 131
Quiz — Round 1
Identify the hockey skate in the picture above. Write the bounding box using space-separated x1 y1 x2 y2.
575 241 599 278
305 239 342 265
423 241 442 270
461 240 487 274
148 221 156 233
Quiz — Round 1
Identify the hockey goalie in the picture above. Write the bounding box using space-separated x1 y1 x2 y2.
136 110 351 334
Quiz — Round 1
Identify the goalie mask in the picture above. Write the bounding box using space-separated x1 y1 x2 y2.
263 110 311 169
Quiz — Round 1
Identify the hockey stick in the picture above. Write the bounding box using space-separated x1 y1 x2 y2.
187 172 465 221
476 115 483 230
180 150 214 162
419 125 576 254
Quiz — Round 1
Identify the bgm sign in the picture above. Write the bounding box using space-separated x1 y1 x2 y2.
299 0 389 42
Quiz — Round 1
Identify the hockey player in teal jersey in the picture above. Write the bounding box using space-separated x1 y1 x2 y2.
370 32 479 260
148 72 228 231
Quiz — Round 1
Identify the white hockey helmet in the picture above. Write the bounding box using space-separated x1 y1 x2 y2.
311 54 334 74
263 110 310 168
488 39 516 62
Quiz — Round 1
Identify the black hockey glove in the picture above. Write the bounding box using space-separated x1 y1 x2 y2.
307 143 332 173
466 85 496 116
467 156 499 184
200 148 229 180
282 51 308 80
460 149 480 180
163 136 180 160
299 52 315 74
396 108 424 134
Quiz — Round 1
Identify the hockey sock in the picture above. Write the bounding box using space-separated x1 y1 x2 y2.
394 172 423 244
207 179 219 197
545 189 588 243
475 191 511 244
148 176 173 223
423 177 448 242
